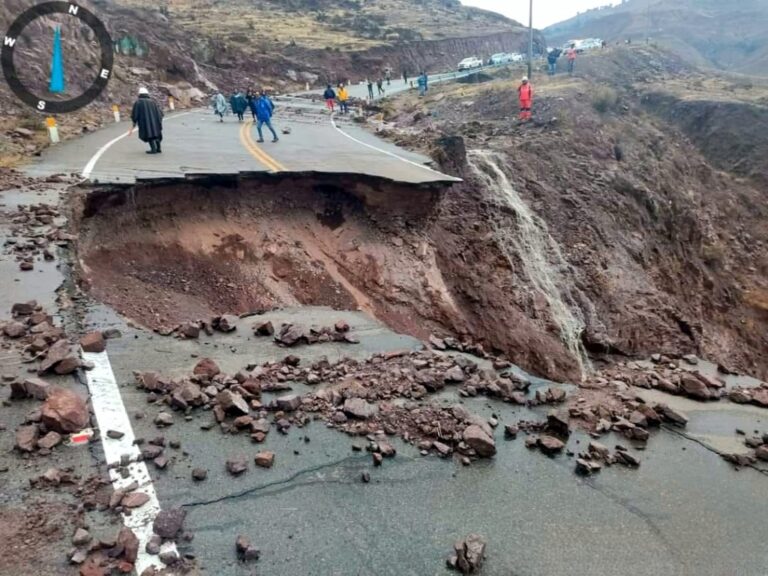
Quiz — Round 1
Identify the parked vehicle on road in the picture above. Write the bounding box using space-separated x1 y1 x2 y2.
458 57 483 71
489 53 512 65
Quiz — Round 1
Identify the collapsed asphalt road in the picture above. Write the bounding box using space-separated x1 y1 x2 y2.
2 168 768 576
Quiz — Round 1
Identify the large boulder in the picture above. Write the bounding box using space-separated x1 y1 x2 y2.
463 424 496 457
679 374 713 401
41 387 89 433
342 398 377 419
193 358 220 379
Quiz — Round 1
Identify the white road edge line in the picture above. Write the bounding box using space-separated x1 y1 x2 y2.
82 350 177 575
329 114 448 177
81 111 192 179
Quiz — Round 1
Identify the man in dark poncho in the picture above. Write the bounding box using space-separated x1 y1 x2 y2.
130 87 164 154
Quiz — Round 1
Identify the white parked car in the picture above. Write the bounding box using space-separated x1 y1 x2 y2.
489 53 512 65
458 57 483 71
509 52 525 62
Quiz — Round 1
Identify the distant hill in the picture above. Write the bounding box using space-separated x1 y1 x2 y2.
545 0 768 76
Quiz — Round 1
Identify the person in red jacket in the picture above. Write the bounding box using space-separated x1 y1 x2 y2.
518 76 533 121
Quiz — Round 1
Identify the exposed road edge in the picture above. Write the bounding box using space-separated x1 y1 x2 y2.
329 113 460 182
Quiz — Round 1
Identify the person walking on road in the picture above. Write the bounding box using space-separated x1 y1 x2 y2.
376 77 385 96
130 87 164 154
417 71 428 97
246 88 257 120
337 84 349 115
402 69 408 84
230 90 247 122
323 84 336 112
212 91 227 122
385 70 391 86
566 44 577 75
517 76 533 122
366 78 374 100
547 49 560 76
254 90 279 143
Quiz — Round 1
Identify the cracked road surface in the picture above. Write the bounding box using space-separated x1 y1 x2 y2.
75 301 768 576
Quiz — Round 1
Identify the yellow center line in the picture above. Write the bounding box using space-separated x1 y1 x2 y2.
239 120 286 172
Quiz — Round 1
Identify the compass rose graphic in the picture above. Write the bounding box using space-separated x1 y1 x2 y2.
2 1 113 114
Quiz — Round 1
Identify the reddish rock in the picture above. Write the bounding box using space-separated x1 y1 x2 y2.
655 403 688 427
752 388 768 408
23 377 51 400
153 507 186 539
679 374 713 401
343 397 376 419
178 322 200 339
37 431 62 450
254 451 275 468
275 394 302 412
54 354 81 375
334 320 350 333
117 527 140 563
80 332 106 353
41 387 89 433
538 435 565 455
217 390 250 415
15 425 39 452
463 424 496 457
121 492 150 508
193 358 220 379
3 321 26 338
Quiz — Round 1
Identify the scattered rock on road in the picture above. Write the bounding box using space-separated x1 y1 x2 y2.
79 331 106 353
447 534 486 574
153 507 187 540
41 387 89 433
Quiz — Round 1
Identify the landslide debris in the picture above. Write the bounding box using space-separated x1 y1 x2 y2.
381 46 768 380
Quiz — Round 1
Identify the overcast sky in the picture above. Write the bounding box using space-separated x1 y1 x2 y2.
462 0 616 28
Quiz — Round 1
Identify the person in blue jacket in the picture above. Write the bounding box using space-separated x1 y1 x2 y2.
417 71 428 97
252 90 279 143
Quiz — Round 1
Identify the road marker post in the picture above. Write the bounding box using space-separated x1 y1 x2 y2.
112 104 120 123
168 96 175 111
45 117 60 144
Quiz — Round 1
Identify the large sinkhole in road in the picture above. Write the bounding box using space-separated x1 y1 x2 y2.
73 173 456 341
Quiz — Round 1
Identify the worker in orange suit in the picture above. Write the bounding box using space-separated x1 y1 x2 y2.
518 76 533 122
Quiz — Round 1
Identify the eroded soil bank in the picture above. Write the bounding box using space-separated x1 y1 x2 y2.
72 172 581 382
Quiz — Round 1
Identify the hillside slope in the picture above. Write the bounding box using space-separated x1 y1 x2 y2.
545 0 768 76
0 0 536 163
378 46 768 379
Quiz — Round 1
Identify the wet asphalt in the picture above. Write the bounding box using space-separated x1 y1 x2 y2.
78 303 768 576
2 68 768 574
